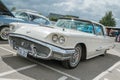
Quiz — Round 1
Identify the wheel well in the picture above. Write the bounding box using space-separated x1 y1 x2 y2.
76 43 87 60
0 25 9 31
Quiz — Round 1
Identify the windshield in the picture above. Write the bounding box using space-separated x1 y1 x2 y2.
55 19 94 34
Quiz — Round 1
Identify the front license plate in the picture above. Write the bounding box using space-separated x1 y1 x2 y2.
17 47 28 58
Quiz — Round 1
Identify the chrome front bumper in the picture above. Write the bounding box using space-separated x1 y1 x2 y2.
9 33 75 60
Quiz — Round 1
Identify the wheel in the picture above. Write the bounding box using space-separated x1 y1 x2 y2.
0 27 10 40
62 45 82 69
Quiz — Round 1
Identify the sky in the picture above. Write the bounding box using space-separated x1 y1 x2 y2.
2 0 120 27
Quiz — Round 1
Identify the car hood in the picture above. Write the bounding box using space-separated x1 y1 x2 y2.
0 0 14 17
12 24 93 41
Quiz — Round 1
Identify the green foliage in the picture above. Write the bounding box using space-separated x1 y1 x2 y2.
99 11 116 27
49 17 58 21
64 15 79 18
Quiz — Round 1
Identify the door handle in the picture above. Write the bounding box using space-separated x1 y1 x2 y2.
96 47 102 51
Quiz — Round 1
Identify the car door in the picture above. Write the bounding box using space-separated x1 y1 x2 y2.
74 21 101 58
93 23 106 55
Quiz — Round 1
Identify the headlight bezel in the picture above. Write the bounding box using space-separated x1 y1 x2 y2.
52 34 58 43
52 34 65 44
59 36 65 44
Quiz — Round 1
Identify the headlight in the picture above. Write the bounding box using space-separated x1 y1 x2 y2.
59 36 65 44
52 34 58 42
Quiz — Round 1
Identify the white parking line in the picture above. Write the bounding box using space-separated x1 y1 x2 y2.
93 61 120 80
58 76 68 80
0 47 16 55
0 64 37 77
108 49 120 57
0 47 80 80
0 44 9 47
0 78 22 80
37 62 80 80
107 61 120 72
104 78 109 80
116 68 120 72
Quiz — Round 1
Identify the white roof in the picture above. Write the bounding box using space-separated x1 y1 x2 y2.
14 9 49 21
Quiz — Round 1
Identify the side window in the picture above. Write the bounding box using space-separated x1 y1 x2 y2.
18 12 29 21
33 17 49 25
29 14 37 21
94 24 104 36
75 22 94 34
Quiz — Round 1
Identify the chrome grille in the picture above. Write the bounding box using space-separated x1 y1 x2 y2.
9 36 50 57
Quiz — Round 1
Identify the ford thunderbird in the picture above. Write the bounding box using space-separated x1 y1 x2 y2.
8 18 115 69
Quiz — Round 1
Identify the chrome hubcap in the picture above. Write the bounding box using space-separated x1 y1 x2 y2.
70 46 81 67
0 27 10 40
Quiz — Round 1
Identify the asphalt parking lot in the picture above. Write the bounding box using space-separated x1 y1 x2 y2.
0 41 120 80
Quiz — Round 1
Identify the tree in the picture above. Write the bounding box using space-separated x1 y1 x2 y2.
49 17 58 21
99 11 116 27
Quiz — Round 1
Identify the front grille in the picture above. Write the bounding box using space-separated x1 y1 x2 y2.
9 36 51 57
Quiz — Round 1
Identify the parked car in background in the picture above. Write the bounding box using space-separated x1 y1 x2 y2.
0 0 51 40
116 34 120 42
0 0 27 40
8 18 115 69
10 10 51 33
116 31 120 42
12 9 51 25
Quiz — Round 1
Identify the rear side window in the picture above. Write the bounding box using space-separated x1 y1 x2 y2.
15 12 29 21
94 24 104 36
75 22 94 34
19 12 29 20
32 17 50 25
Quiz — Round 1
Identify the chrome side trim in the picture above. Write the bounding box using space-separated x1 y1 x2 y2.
9 33 75 60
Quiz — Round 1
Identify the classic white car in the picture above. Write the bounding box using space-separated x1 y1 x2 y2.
8 18 115 69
